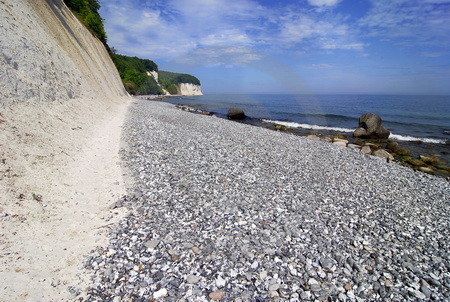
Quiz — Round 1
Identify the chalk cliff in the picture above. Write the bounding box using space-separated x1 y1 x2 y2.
0 0 127 106
0 0 129 299
147 72 203 96
177 83 203 96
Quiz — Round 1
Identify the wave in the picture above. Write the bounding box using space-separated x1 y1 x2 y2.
262 119 448 144
389 134 446 144
270 112 358 121
262 119 354 133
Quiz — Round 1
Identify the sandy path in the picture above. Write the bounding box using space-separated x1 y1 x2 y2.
0 98 130 301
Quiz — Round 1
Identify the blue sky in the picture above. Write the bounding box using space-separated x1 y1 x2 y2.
99 0 450 94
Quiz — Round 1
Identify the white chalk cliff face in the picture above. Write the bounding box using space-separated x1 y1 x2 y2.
0 0 127 106
177 83 203 96
147 72 202 96
0 1 129 299
147 71 159 83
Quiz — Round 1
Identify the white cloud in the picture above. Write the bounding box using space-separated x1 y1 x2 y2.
277 12 363 51
307 0 341 7
423 0 450 3
359 0 450 47
309 63 333 69
100 0 365 64
199 30 252 46
322 42 366 50
419 51 448 58
172 46 264 67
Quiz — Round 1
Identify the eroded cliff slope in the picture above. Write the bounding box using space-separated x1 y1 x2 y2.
0 0 129 300
0 0 126 106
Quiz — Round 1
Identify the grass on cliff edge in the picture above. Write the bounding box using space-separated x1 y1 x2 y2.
63 0 106 44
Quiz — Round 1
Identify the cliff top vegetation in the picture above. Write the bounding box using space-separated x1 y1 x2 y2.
158 71 201 86
63 0 201 96
63 0 106 44
110 53 161 95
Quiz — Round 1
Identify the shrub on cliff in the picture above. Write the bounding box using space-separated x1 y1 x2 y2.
158 71 201 93
63 0 107 43
165 83 178 95
110 54 162 95
158 71 201 86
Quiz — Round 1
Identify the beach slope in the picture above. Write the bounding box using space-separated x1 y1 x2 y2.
87 100 449 301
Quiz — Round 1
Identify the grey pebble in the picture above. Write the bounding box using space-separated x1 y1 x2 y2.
84 100 450 301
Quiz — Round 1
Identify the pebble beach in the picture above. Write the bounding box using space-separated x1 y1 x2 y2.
86 100 449 301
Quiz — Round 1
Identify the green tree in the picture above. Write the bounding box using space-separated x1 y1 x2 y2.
110 54 163 95
63 0 107 43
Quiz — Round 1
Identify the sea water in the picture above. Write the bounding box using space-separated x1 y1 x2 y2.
166 94 450 144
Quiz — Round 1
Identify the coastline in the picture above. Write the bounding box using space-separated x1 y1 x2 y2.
160 98 450 179
86 99 449 301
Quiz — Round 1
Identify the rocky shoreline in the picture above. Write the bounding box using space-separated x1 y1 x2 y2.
85 100 449 301
173 103 450 179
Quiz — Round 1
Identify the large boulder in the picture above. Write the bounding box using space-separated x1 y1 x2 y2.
386 141 410 156
227 108 246 120
353 113 390 139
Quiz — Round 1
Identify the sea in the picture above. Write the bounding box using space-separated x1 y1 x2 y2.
163 94 450 144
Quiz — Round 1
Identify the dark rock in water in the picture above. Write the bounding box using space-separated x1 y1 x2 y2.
353 113 390 139
405 158 426 167
386 141 411 156
227 108 246 120
419 155 442 166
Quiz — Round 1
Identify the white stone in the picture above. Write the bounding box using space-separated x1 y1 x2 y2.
259 270 268 280
216 275 226 288
333 141 347 147
333 138 349 144
153 288 168 299
186 275 201 284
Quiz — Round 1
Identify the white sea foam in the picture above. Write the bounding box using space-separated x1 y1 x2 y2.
263 119 447 144
389 134 446 144
263 119 354 133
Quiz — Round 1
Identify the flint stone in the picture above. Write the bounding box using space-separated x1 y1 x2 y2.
420 285 432 298
409 288 426 299
186 275 201 284
353 113 390 139
227 108 246 120
268 283 281 291
145 239 160 250
320 258 334 271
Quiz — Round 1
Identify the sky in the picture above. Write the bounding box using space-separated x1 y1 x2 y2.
99 0 450 95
